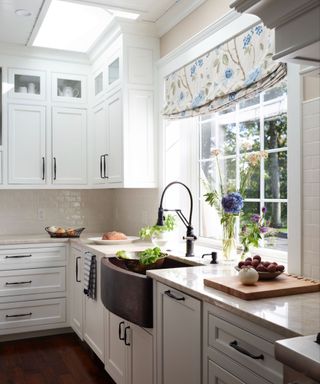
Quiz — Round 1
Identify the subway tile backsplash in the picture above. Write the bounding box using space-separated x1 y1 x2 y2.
302 97 320 279
0 189 113 235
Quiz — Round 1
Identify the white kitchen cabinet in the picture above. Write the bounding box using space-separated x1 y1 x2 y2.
8 104 46 184
8 68 46 101
52 73 87 104
104 309 153 384
203 303 283 384
92 102 107 185
52 107 87 185
155 282 201 384
69 247 84 340
83 252 105 361
0 243 67 335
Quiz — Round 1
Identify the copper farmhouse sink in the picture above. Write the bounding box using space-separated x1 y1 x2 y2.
101 256 198 328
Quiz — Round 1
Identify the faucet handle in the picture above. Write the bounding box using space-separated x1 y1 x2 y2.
183 235 197 241
202 252 218 264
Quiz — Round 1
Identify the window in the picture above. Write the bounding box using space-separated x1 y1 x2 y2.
164 80 288 252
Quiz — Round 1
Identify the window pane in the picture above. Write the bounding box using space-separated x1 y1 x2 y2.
221 157 236 192
200 120 215 159
200 158 236 192
200 160 215 188
265 151 287 199
239 120 260 153
264 114 287 150
240 157 260 198
240 201 260 226
239 95 259 109
264 202 288 251
219 123 236 155
264 81 287 102
218 105 236 115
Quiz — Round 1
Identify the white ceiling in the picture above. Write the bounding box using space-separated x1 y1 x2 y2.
0 0 197 47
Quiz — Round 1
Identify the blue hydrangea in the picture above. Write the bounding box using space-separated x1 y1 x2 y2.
222 192 244 214
255 25 263 35
243 34 252 49
224 68 234 79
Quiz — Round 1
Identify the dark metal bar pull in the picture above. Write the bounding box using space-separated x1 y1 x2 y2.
5 254 32 259
100 155 103 179
118 321 125 340
53 157 57 180
42 157 45 180
6 312 32 318
76 256 81 282
229 340 264 360
5 281 32 285
164 290 185 301
103 154 109 179
124 326 131 346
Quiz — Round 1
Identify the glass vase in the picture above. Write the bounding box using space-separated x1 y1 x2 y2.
222 215 237 261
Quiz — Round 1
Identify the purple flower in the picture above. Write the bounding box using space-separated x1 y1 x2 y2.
260 226 269 234
250 214 260 223
221 192 244 214
262 207 266 214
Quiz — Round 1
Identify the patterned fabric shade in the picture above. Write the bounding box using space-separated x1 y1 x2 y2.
163 23 287 119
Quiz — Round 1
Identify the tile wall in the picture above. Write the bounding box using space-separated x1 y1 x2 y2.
302 97 320 279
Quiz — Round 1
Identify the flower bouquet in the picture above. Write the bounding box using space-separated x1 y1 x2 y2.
204 147 268 261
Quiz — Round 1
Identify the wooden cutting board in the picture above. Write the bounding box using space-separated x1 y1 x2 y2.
203 274 320 300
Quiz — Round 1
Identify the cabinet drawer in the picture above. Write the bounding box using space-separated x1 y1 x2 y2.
208 314 282 384
207 351 271 384
0 245 66 269
0 267 65 297
0 298 66 330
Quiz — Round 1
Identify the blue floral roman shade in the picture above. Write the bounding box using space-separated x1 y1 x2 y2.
163 23 287 119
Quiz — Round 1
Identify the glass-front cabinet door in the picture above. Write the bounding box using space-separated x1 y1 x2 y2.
52 73 87 103
108 57 119 86
8 68 46 100
94 71 103 97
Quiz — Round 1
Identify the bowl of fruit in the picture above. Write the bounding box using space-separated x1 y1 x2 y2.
236 255 285 280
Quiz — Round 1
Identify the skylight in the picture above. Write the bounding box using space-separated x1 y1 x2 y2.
32 1 139 53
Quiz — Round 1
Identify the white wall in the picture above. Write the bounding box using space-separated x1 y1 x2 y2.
302 97 320 279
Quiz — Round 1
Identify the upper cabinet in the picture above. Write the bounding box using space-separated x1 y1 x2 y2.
52 73 87 104
90 31 159 188
8 68 46 100
230 0 320 66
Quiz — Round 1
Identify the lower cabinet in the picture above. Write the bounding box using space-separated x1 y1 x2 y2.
203 303 283 384
155 282 201 384
69 247 104 361
104 309 153 384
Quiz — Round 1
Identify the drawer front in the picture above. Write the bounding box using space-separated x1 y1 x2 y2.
0 267 65 297
0 298 66 330
207 351 271 384
0 245 66 269
208 314 282 384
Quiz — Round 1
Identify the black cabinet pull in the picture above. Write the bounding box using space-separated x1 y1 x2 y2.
100 155 103 179
42 157 45 180
124 326 131 346
5 281 32 285
53 157 57 180
6 312 32 318
76 256 81 282
229 340 264 360
164 290 185 301
118 321 125 340
5 254 32 259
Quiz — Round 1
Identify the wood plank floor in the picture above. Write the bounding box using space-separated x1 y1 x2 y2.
0 333 115 384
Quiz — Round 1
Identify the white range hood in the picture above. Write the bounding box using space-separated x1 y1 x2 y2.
230 0 320 67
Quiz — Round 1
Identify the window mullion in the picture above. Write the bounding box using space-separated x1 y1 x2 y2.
260 91 265 212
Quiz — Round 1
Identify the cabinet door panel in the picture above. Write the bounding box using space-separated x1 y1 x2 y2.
106 91 122 183
92 103 107 184
69 248 83 339
8 104 46 184
105 310 126 384
52 107 87 184
130 323 153 384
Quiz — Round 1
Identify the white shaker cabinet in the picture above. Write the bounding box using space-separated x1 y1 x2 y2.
155 282 201 384
69 246 84 340
8 104 46 184
52 107 87 185
104 309 153 384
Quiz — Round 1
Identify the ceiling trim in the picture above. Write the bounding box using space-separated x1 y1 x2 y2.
155 0 207 37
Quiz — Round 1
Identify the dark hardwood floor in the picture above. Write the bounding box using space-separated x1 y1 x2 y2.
0 333 115 384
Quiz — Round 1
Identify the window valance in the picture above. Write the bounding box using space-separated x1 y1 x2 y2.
162 23 287 119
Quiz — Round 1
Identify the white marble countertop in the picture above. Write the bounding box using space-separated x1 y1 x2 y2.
0 233 319 340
